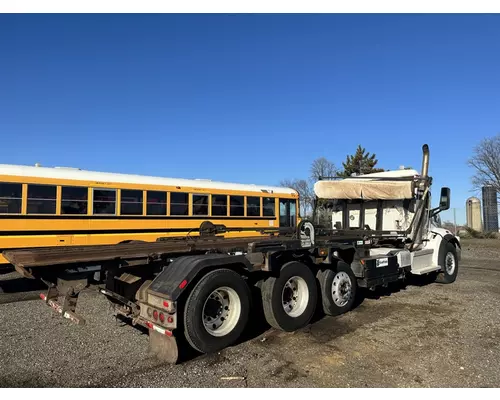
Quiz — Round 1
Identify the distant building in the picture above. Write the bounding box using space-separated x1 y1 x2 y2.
482 186 499 232
466 197 482 231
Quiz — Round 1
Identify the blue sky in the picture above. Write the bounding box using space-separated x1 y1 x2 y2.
1 14 500 224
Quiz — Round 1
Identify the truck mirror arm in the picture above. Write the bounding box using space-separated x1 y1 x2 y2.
430 205 445 218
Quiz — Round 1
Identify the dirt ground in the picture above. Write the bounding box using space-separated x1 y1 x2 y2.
0 238 499 388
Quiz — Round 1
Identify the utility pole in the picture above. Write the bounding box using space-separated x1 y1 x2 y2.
453 208 457 235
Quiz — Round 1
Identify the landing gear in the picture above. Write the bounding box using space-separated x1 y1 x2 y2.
39 277 88 325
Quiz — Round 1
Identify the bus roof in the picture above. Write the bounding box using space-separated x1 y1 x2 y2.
0 163 297 196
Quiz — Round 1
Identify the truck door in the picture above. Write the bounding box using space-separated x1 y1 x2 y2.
279 199 297 228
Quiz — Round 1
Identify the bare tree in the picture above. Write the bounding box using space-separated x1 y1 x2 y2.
279 178 313 217
280 157 336 218
310 157 337 181
468 134 500 194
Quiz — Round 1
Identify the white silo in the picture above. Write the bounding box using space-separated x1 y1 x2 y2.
466 197 482 231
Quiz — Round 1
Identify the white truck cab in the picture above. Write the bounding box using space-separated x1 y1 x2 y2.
312 144 461 286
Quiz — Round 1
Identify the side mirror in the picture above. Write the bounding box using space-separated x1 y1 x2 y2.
439 187 451 211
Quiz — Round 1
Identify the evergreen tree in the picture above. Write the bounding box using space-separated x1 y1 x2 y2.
337 145 384 178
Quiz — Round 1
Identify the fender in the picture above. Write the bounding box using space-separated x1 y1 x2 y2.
443 233 461 247
429 228 461 267
436 235 461 271
147 254 254 301
443 233 461 261
428 225 460 265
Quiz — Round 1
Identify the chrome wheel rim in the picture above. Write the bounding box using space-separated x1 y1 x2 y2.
202 286 241 337
332 271 352 307
445 252 456 275
282 276 309 317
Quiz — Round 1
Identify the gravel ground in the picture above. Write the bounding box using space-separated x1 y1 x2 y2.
1 239 499 388
0 271 45 304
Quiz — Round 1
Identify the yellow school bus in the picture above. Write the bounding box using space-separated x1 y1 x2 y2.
0 163 299 265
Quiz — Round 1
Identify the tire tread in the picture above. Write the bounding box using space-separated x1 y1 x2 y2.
183 268 251 354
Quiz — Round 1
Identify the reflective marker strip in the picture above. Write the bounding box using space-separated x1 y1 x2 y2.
40 293 63 313
146 320 173 337
40 293 81 324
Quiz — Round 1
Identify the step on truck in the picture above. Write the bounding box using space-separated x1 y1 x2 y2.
3 144 460 363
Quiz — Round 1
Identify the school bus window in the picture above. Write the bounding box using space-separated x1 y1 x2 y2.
27 184 57 214
192 194 209 216
121 189 143 215
263 197 275 217
61 186 88 215
93 189 116 215
247 196 260 216
147 191 166 215
170 192 188 216
212 194 227 216
230 195 244 216
0 182 22 214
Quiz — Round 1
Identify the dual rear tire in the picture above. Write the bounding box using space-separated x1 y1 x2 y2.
261 261 318 331
181 261 357 354
317 262 357 316
260 260 357 331
183 269 251 354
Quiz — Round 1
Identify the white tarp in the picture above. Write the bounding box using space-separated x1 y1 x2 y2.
314 169 418 200
314 180 414 200
313 169 419 200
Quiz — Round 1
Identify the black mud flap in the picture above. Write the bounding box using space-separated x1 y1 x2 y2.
148 253 253 301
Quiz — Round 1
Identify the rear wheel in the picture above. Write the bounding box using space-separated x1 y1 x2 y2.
317 262 357 316
435 242 459 284
261 261 317 331
183 269 251 354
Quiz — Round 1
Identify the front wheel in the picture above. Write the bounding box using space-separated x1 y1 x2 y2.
317 262 357 316
183 268 251 354
435 242 459 284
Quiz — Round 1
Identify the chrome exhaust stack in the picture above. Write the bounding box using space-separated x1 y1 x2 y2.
410 144 431 250
421 144 429 179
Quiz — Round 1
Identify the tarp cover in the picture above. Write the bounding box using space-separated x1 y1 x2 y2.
314 179 414 200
